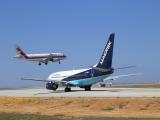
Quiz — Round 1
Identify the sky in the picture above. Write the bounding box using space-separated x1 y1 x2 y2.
0 0 160 88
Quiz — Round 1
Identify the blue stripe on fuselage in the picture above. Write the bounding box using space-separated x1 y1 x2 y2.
62 68 113 82
68 75 109 86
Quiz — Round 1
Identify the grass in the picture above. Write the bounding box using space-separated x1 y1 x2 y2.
101 103 128 111
0 113 159 120
0 113 63 120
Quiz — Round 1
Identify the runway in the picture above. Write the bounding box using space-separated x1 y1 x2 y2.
0 87 160 97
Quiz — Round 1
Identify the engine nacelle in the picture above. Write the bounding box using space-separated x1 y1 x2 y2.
46 82 58 90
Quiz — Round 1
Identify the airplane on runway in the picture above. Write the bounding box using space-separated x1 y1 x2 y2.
14 45 66 65
22 33 139 92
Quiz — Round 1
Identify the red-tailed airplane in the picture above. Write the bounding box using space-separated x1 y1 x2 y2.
14 45 66 65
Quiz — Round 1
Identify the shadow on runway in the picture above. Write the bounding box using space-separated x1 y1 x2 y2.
91 89 120 92
34 89 120 95
34 89 79 95
34 91 56 95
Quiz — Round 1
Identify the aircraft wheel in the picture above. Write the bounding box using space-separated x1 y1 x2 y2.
65 87 71 92
84 85 91 91
38 62 41 66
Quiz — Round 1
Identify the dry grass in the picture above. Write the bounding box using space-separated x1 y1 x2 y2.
0 97 160 118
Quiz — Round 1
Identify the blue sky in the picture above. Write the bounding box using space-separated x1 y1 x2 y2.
0 0 160 88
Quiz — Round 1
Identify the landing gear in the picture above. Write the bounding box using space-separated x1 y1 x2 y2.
65 87 71 92
45 62 48 65
84 85 91 91
50 59 53 62
38 62 41 66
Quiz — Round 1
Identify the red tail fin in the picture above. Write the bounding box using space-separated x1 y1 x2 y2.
15 45 28 59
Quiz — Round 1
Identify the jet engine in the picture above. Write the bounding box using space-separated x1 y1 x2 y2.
46 81 58 90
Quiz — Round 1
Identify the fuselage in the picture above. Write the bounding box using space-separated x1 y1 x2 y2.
48 68 113 87
14 53 66 61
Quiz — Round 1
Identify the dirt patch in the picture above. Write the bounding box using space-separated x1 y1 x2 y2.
0 97 159 118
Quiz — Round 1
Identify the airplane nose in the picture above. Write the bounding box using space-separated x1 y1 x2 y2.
13 55 19 58
63 54 67 58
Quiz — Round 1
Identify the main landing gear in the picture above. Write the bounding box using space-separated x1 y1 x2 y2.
38 62 48 66
64 87 71 92
84 85 91 91
45 62 48 65
64 85 92 92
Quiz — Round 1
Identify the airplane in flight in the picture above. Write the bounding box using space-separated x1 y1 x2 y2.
14 45 66 65
22 33 139 92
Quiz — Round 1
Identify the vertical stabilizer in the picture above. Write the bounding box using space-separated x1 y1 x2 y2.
96 33 115 69
15 45 28 59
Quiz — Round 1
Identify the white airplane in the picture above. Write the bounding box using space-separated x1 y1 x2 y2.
14 45 66 65
22 33 140 92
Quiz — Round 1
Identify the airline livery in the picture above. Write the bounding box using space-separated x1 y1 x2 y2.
22 33 139 92
14 45 66 65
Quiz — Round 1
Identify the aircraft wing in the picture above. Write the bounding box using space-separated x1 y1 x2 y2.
104 73 142 81
91 65 136 72
21 77 49 82
21 77 68 84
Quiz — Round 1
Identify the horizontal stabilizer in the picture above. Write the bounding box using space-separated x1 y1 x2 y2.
114 66 136 70
104 73 142 81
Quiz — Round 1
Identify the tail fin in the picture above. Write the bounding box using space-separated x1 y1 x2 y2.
15 45 28 59
96 33 115 69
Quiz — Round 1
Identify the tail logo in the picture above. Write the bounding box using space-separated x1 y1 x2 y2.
100 41 112 65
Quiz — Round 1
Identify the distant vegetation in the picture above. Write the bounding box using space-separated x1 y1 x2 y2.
110 83 160 88
0 113 159 120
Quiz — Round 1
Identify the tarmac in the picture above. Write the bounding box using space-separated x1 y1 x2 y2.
0 87 160 97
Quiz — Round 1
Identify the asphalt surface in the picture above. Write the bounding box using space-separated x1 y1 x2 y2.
0 87 160 97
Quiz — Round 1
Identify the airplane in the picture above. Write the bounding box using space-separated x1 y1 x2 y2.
22 33 140 92
14 45 66 65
